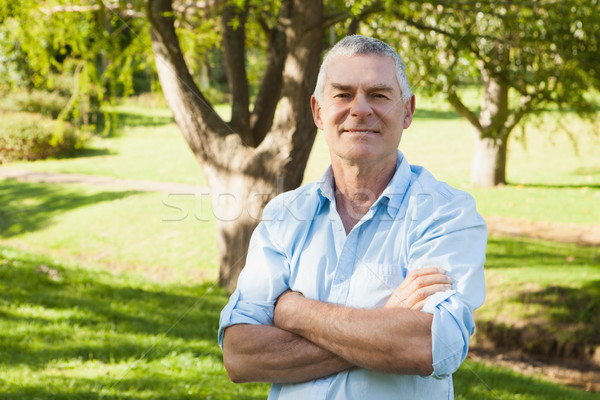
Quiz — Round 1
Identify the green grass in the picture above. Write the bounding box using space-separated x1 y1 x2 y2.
0 244 597 400
0 245 269 399
0 180 218 283
476 237 600 356
454 359 598 400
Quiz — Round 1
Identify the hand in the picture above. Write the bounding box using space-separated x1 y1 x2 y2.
273 290 305 331
384 267 452 311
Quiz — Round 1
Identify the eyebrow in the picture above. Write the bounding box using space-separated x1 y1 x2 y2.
329 83 394 92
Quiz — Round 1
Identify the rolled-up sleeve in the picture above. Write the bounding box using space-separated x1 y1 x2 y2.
408 189 487 378
217 202 291 349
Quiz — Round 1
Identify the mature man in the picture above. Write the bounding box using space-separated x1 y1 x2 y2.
219 35 486 399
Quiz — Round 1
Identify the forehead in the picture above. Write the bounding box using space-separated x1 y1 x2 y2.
324 53 399 91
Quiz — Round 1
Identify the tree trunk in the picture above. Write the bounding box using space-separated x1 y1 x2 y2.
470 131 507 187
204 166 281 291
205 172 265 290
470 68 509 187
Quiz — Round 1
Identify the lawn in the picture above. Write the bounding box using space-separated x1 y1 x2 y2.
0 244 598 400
0 180 218 283
0 245 267 399
477 236 600 360
1 93 599 398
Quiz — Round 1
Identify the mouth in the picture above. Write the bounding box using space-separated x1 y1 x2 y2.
343 129 379 134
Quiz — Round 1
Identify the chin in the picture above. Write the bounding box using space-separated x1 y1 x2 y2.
340 149 380 162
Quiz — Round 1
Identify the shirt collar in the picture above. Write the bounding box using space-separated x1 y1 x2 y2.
316 150 412 218
379 151 412 218
317 166 336 203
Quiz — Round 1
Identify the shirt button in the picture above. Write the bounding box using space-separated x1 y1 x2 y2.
337 223 343 231
338 274 345 280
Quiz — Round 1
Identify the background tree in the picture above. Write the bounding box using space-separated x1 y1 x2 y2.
147 0 325 290
370 0 599 186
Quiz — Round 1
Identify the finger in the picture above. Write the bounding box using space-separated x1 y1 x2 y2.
410 298 429 311
395 273 452 297
387 276 452 309
399 267 449 288
409 273 453 288
404 283 452 308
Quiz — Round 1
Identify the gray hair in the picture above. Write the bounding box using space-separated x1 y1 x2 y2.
313 35 413 104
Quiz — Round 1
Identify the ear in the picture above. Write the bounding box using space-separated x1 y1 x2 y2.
403 94 416 129
311 96 324 130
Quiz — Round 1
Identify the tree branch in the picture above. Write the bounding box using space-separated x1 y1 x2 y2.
256 0 324 190
322 2 384 29
322 11 351 28
505 95 533 133
347 18 360 35
222 2 251 140
250 0 290 145
447 89 483 131
147 0 232 162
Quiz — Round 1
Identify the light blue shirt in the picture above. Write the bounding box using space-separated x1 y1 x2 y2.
219 151 486 399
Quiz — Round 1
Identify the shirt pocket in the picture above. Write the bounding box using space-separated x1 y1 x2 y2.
348 261 406 308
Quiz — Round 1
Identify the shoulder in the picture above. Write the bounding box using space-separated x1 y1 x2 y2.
256 181 323 253
261 181 322 223
408 164 475 207
405 164 484 230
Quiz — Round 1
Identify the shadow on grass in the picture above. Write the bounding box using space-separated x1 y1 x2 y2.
0 378 266 400
479 236 600 368
0 245 271 399
0 250 225 368
67 147 116 159
485 236 600 269
0 180 140 237
454 360 597 400
511 280 600 357
114 112 173 127
96 111 173 135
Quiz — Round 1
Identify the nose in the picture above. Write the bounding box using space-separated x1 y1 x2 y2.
350 93 372 118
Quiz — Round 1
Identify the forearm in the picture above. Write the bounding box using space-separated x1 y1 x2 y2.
275 296 434 375
222 323 353 383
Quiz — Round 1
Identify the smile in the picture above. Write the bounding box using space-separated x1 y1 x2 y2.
343 129 379 134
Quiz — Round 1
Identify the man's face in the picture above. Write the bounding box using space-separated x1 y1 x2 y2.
312 53 414 166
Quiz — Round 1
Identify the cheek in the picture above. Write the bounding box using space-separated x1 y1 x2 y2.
378 104 400 119
322 129 336 147
322 104 347 123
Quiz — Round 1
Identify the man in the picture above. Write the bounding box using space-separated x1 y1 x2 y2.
218 35 486 399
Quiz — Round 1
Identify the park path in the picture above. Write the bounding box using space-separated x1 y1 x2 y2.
0 167 209 194
1 166 599 246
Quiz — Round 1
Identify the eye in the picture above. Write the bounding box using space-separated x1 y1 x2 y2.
371 93 388 99
334 92 351 99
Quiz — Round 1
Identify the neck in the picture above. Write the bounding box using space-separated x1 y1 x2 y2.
332 154 397 233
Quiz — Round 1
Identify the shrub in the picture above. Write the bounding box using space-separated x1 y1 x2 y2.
1 90 70 119
0 112 88 163
0 86 104 131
